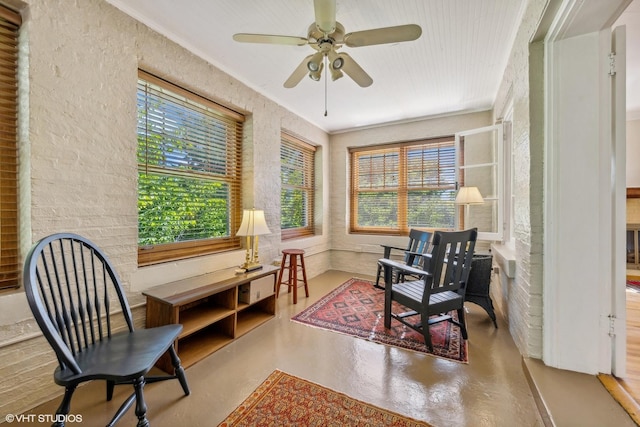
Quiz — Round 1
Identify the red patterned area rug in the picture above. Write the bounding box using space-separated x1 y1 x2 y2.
628 280 640 292
218 370 432 427
291 278 468 363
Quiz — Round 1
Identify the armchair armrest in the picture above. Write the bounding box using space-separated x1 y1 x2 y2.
404 252 433 269
378 258 428 278
380 244 409 258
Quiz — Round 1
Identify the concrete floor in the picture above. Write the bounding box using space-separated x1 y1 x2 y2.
15 270 636 426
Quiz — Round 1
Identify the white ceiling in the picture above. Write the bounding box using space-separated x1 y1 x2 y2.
106 0 639 132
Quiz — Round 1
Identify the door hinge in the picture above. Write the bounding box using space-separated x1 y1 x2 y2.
609 314 621 337
609 52 617 76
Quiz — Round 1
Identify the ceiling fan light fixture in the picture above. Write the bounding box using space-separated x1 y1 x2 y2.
307 51 324 72
330 67 343 81
309 62 324 81
327 50 344 70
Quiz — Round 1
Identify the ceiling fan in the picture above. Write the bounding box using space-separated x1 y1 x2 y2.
232 0 422 88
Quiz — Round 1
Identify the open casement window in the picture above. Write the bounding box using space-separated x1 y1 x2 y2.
280 133 316 240
350 137 457 235
137 70 244 266
455 124 504 241
0 7 20 290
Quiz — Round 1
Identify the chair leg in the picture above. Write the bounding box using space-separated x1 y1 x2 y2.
107 393 136 427
457 308 468 340
168 345 190 396
106 380 115 401
133 376 150 427
52 384 76 427
421 315 434 352
375 263 384 289
383 265 393 329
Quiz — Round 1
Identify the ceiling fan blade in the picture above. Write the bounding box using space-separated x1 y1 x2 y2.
339 53 373 87
314 0 336 34
284 54 314 88
233 33 308 46
344 24 422 47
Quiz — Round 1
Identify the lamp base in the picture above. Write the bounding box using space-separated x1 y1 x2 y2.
237 262 263 274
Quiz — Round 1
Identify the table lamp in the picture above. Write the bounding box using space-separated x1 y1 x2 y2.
236 208 271 272
455 186 484 229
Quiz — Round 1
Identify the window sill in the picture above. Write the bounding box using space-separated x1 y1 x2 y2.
491 243 516 279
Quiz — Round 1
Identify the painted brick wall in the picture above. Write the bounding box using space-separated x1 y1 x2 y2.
492 0 548 358
0 0 331 416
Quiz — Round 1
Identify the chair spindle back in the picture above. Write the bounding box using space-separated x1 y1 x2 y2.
24 233 134 374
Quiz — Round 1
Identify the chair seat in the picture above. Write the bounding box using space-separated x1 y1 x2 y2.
54 324 182 385
393 281 463 313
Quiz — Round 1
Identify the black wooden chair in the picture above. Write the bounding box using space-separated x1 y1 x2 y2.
374 229 432 289
378 228 477 351
24 233 190 427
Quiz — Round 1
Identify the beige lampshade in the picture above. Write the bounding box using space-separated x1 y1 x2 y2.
236 209 271 236
455 186 485 205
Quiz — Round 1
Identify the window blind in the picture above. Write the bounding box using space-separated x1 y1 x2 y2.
137 70 243 265
281 133 315 240
0 6 20 290
350 137 457 234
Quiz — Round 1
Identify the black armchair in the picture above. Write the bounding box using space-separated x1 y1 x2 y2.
375 228 432 288
23 233 190 427
378 228 477 351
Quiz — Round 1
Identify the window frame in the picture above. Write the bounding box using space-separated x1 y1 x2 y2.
455 124 504 241
349 136 457 235
280 132 316 240
502 105 515 246
0 6 21 290
136 70 244 266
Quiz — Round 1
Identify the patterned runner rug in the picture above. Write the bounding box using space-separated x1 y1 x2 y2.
218 370 432 426
291 278 468 363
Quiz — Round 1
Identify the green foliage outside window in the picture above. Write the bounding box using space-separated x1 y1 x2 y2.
138 172 229 245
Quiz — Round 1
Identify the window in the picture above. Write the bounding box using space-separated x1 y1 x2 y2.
0 6 20 290
349 137 456 234
137 70 244 266
455 124 504 241
281 133 316 240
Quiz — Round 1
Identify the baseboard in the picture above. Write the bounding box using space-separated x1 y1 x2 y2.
521 357 554 427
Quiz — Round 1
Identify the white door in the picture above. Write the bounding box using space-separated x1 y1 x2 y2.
455 124 504 241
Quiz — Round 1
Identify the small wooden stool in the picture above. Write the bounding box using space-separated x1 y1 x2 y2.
276 249 309 304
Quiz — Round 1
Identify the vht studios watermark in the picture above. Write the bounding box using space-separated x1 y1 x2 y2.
5 413 83 423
